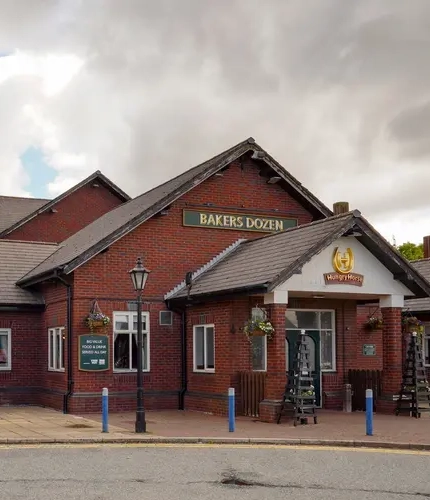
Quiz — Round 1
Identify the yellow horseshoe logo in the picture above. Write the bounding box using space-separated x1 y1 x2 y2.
332 247 354 274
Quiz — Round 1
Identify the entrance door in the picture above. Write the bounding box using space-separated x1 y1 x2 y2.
286 330 321 406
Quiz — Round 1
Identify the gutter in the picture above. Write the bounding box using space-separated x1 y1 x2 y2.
56 274 74 414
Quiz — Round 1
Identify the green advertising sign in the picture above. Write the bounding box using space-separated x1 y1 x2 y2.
78 335 109 371
183 209 296 233
362 344 376 356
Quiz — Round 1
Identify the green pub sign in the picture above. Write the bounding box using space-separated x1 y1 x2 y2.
362 344 376 356
78 334 109 371
183 209 296 233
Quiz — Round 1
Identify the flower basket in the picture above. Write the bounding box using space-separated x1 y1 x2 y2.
243 318 275 341
402 315 424 336
363 317 383 331
85 300 110 332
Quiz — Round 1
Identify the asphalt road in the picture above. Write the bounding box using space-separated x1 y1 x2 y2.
1 444 430 500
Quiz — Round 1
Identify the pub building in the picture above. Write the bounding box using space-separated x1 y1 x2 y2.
1 137 429 422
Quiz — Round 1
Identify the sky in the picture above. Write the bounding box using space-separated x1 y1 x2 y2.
0 1 429 245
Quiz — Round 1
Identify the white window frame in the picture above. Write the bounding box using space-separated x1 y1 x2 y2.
423 324 430 367
0 329 11 371
285 309 336 372
48 327 65 372
193 324 215 373
250 307 267 372
113 311 150 373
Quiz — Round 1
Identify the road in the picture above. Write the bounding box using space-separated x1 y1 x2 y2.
1 443 430 499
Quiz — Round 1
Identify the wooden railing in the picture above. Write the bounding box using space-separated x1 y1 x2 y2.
348 369 382 411
239 371 266 417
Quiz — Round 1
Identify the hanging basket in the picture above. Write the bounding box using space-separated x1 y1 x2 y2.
248 328 266 337
85 300 110 332
243 318 275 341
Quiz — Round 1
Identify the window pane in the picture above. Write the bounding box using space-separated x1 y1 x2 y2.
206 327 214 369
304 336 316 372
0 334 8 366
252 336 266 371
195 327 204 369
320 312 333 330
115 315 129 331
131 333 138 369
321 330 334 370
252 308 266 321
49 332 54 368
286 311 318 329
114 333 130 369
55 332 61 369
143 334 148 370
425 334 430 366
133 314 147 332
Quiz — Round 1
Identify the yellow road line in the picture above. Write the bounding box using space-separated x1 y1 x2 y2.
0 442 429 456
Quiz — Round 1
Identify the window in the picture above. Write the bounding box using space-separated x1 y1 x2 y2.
193 325 215 372
251 308 267 371
113 312 150 372
48 327 65 371
0 329 11 371
423 325 430 366
285 310 336 371
159 311 173 326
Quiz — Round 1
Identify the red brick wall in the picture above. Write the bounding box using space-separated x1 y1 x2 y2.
0 311 43 405
67 160 314 412
38 281 69 410
74 160 313 300
5 183 125 243
68 298 181 413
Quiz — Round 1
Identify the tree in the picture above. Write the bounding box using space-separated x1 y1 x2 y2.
397 242 424 261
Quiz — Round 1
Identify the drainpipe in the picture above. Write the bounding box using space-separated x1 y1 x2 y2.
56 274 74 414
178 309 187 410
167 304 187 410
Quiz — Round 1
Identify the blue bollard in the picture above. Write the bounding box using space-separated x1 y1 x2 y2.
366 388 373 436
102 387 109 433
228 387 235 432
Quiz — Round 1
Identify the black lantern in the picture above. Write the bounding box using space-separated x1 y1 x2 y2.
129 257 150 292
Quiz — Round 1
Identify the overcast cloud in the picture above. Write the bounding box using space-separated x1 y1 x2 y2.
0 0 429 244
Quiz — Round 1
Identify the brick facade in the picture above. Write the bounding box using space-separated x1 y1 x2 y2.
4 183 125 243
0 155 413 420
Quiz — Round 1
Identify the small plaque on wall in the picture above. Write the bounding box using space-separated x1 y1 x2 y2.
362 344 376 356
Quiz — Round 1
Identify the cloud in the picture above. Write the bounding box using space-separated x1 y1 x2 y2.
0 0 430 243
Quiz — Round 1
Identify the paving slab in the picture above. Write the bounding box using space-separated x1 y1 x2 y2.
0 406 430 450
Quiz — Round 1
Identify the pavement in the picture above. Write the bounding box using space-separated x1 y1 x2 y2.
2 442 430 499
1 406 430 450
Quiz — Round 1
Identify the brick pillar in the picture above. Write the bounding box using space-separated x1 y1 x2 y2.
378 307 403 413
259 303 287 422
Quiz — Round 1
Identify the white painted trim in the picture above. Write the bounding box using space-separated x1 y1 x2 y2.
112 311 150 372
193 324 215 373
263 290 288 305
164 239 246 300
379 294 405 308
0 328 12 371
47 327 65 372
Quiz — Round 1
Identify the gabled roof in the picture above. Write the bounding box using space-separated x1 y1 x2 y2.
0 171 130 238
405 259 430 312
0 196 49 233
0 240 58 305
166 211 430 301
17 137 332 287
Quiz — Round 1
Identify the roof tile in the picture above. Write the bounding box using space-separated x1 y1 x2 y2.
0 240 58 305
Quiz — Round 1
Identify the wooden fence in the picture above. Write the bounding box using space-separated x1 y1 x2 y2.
348 369 382 411
239 371 266 417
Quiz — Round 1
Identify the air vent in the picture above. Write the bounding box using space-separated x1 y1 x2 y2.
159 311 173 326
